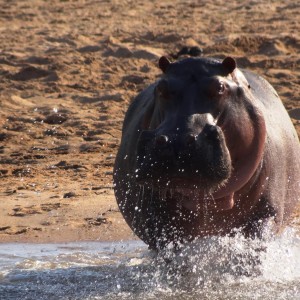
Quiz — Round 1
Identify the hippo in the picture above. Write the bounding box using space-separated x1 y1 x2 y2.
113 56 300 250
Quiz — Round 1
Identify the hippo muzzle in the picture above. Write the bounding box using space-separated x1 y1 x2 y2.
135 113 232 197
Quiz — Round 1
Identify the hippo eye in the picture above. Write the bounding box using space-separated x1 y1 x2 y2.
156 79 169 99
206 78 226 98
218 82 225 95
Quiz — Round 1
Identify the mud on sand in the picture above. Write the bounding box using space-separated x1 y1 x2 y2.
0 0 299 243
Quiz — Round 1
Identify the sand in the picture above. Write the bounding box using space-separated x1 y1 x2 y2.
0 0 299 243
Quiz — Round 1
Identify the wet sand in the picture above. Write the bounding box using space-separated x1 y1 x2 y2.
0 0 299 243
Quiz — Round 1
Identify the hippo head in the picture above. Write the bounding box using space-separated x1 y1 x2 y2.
134 56 265 212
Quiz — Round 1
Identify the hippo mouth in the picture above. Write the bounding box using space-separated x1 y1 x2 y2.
171 187 234 212
137 175 234 212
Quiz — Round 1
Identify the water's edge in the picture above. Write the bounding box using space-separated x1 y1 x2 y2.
0 229 299 300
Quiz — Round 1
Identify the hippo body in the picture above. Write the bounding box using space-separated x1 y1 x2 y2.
113 56 300 250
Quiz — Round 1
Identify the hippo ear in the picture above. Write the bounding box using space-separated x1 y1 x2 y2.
158 56 171 73
222 57 236 74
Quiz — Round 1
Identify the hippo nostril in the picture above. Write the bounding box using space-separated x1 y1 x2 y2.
139 130 155 142
186 134 197 146
203 124 219 140
155 135 169 146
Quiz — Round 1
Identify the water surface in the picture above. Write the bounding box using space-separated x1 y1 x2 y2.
0 228 299 300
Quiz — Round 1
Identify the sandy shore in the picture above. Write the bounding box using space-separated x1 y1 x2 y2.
0 0 299 243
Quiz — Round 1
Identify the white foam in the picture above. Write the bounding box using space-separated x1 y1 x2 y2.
0 229 299 299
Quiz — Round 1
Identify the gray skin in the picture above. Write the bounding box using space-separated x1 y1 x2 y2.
113 56 300 250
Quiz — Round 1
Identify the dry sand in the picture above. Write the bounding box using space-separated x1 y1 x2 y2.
0 0 299 243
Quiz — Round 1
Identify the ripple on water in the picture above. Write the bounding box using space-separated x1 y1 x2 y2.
0 228 299 300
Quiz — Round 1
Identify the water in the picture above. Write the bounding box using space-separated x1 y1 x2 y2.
0 228 299 300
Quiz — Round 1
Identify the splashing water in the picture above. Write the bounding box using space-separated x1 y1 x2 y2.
0 227 299 300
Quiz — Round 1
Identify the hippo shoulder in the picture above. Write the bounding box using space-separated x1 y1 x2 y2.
242 68 300 223
242 69 297 140
241 69 279 105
